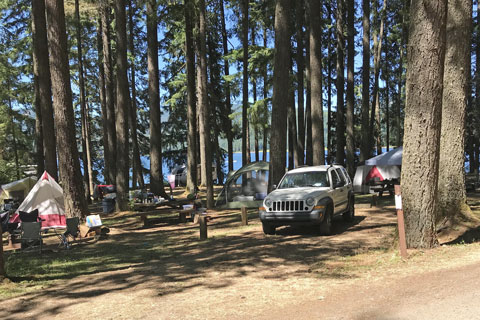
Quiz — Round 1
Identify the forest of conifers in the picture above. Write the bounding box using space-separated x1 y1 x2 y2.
0 0 476 248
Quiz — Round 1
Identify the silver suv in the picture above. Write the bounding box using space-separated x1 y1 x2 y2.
259 165 354 235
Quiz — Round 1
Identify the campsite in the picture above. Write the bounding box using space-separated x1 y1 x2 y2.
1 0 480 319
2 185 480 319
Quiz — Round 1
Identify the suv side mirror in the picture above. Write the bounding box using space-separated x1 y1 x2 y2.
272 184 277 190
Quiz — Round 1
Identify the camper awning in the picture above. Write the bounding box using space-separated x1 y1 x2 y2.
365 147 403 166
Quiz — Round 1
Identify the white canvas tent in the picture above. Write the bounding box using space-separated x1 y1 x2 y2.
365 147 403 166
10 171 66 229
353 165 401 193
0 176 37 203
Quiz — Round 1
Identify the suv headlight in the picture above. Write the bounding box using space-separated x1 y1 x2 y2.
306 197 315 206
265 198 272 207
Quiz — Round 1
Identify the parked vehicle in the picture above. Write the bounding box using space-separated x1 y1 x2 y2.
259 165 354 235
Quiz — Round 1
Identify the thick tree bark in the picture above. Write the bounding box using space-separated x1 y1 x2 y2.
295 0 305 166
147 0 168 198
360 0 370 162
401 0 447 248
198 0 214 207
128 0 144 190
220 0 234 173
346 0 355 177
32 0 57 179
437 0 473 222
45 0 87 218
101 2 116 184
114 0 131 210
185 0 197 194
97 17 109 183
241 0 249 166
370 0 386 156
269 0 290 190
335 0 346 166
310 0 325 166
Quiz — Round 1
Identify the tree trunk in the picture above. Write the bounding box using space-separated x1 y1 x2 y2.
101 1 116 184
305 12 313 166
386 75 390 152
269 0 290 190
114 0 131 211
295 0 305 166
74 0 92 203
437 0 472 222
370 0 386 156
360 0 370 162
335 0 346 166
147 0 167 198
97 16 109 183
263 26 268 163
45 0 87 218
128 0 144 190
252 58 260 162
0 223 4 279
32 0 57 179
6 80 20 180
310 0 325 166
326 2 333 164
288 56 296 170
185 0 197 194
345 0 355 177
241 0 249 166
401 0 447 248
198 0 214 208
220 0 233 173
34 90 44 176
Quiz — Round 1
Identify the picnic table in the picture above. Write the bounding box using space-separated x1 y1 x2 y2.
135 199 202 227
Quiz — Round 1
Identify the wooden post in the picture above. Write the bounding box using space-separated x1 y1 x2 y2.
199 215 207 240
0 222 5 278
394 185 408 259
179 210 187 223
140 213 148 227
371 194 378 207
241 206 248 226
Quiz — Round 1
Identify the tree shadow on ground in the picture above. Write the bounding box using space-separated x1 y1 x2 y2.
0 207 398 320
443 226 480 245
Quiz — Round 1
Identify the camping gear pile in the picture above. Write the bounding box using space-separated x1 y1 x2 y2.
1 171 109 251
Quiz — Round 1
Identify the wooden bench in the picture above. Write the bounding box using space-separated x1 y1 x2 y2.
139 208 196 226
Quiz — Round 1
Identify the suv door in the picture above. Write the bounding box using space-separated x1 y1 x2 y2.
329 169 343 214
334 168 349 212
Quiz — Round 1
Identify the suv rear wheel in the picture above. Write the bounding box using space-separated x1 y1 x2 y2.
262 223 276 235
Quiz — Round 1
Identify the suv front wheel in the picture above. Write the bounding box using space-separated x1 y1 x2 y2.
319 205 333 235
262 223 276 235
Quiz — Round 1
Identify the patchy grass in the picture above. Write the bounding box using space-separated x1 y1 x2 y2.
3 190 480 308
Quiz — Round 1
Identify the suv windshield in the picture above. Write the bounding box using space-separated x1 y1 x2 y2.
278 171 329 189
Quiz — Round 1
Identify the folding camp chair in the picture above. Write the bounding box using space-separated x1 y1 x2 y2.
20 222 42 253
59 217 80 249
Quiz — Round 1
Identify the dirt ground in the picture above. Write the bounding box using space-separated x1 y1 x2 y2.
2 196 480 320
